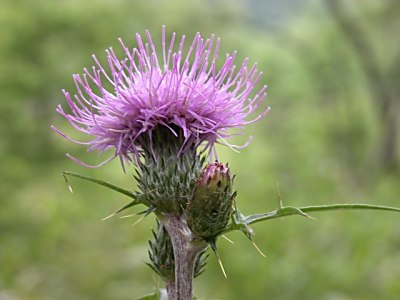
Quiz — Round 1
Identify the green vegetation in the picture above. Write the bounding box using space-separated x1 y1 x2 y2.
1 0 399 299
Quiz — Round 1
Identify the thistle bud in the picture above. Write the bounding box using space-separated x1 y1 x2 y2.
147 221 208 281
186 162 236 240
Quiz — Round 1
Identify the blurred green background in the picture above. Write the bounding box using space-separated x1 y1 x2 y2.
1 0 399 299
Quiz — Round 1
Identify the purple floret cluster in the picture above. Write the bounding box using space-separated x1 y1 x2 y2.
53 26 269 167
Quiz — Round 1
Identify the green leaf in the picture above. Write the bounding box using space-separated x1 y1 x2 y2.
225 203 400 234
62 171 137 199
246 203 400 225
136 289 193 300
136 294 158 300
136 291 160 300
62 171 143 219
101 199 143 221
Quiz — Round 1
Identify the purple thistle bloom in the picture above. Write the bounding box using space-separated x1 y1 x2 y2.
52 26 269 167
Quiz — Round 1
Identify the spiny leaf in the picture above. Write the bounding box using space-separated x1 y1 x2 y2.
101 199 141 221
224 203 400 235
300 203 400 214
62 171 136 199
245 203 400 226
275 206 316 220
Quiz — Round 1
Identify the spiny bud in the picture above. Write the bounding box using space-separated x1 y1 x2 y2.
147 221 208 281
186 162 236 241
147 221 175 282
135 126 205 213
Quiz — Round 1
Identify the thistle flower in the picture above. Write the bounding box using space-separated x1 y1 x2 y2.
52 26 269 167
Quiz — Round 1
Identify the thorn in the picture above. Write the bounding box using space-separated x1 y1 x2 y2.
232 198 240 219
217 256 227 278
144 188 157 195
119 213 137 219
62 173 74 194
251 240 266 257
221 235 234 244
210 240 227 278
143 206 157 216
101 212 116 221
276 181 283 208
132 214 146 226
300 210 317 220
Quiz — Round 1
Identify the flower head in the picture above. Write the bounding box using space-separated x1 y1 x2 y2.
53 26 269 167
197 161 232 190
186 161 236 240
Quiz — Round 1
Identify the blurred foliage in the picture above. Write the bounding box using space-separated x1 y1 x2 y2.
0 0 399 299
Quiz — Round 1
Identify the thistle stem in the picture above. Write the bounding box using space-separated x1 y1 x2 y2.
166 281 177 300
162 214 206 300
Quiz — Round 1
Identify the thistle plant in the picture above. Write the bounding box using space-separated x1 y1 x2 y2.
53 26 400 300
